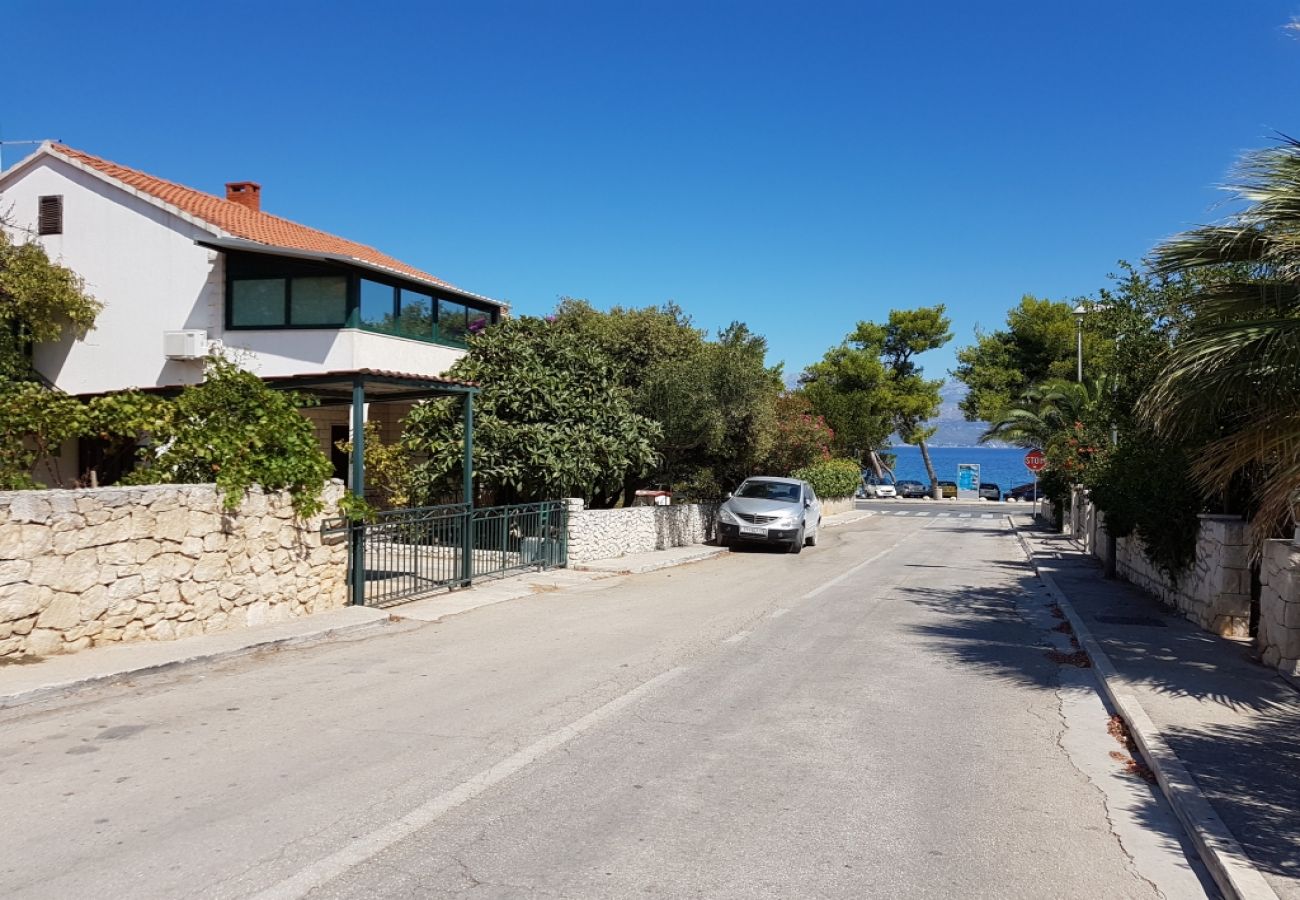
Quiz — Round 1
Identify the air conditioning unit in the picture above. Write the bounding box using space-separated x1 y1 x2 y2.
163 330 208 360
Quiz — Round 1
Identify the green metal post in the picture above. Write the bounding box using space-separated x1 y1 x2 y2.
461 391 474 585
349 378 366 605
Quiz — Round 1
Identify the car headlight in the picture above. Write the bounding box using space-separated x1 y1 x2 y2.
772 513 799 528
718 506 738 524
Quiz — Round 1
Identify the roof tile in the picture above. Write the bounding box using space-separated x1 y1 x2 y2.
48 143 468 294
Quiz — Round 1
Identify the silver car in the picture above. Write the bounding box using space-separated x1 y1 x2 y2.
716 476 821 553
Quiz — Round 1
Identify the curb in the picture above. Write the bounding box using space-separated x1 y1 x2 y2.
570 546 727 575
1007 516 1279 900
0 615 394 713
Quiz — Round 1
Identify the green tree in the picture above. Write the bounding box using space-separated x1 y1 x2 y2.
0 215 101 381
952 294 1108 423
123 358 333 515
762 393 834 476
403 315 660 508
1141 137 1300 543
798 329 892 462
880 305 951 497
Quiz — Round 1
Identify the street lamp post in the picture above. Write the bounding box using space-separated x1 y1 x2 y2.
1073 303 1087 383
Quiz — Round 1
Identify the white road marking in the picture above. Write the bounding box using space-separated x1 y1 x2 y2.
251 667 688 900
938 512 952 518
770 608 790 619
981 514 994 520
799 532 912 602
959 513 972 518
723 631 750 643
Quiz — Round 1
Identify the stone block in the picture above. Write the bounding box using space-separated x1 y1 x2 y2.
77 584 111 622
0 583 50 623
145 619 176 642
121 621 145 642
8 494 51 524
25 628 63 656
191 553 227 583
0 559 32 586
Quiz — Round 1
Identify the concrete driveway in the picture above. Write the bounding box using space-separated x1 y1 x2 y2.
0 513 1212 898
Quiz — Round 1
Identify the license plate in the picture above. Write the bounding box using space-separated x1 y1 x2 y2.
739 525 767 536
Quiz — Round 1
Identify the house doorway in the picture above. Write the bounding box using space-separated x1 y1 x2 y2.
330 425 350 484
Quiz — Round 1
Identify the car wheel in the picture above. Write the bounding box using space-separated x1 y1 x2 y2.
789 529 804 554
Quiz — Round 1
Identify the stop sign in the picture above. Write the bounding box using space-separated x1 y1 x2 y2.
1025 449 1046 473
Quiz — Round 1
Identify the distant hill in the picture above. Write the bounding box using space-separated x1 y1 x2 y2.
893 380 1002 448
927 381 997 447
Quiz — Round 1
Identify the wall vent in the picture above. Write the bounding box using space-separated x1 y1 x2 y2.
38 195 63 235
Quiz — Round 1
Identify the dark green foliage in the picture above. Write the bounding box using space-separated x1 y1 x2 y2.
953 294 1108 423
1086 433 1202 581
0 220 101 381
552 301 783 501
403 315 660 507
791 458 862 500
121 358 333 515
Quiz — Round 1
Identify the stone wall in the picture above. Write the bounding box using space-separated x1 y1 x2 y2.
566 500 718 563
0 484 348 660
1064 492 1251 638
1259 538 1300 682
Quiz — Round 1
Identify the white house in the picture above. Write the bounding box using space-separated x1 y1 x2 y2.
0 142 503 484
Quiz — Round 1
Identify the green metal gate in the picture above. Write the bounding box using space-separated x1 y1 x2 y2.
326 501 569 607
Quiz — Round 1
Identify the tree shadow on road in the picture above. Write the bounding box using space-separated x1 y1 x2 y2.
1163 713 1300 891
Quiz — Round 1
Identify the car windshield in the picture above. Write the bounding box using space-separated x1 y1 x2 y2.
735 480 800 503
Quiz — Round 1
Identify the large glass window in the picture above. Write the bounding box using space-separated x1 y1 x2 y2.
359 279 397 333
467 308 491 337
398 289 434 338
231 278 286 326
438 299 469 342
290 276 347 325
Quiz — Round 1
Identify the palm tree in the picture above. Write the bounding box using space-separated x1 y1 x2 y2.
979 378 1106 448
1144 137 1300 541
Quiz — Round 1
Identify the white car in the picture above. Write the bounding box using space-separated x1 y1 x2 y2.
860 475 897 499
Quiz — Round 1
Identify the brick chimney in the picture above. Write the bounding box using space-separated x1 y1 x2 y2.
225 181 261 212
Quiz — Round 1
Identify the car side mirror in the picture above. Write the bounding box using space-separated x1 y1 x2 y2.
804 498 812 508
723 492 732 500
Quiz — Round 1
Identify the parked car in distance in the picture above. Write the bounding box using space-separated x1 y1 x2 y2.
716 476 821 554
978 483 1002 501
937 480 958 499
860 473 897 499
1007 482 1037 502
896 479 929 499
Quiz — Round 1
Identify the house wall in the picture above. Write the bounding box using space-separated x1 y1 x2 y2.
3 156 220 394
0 153 468 394
0 484 348 660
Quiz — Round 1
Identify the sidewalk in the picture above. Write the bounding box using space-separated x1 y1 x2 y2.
1015 519 1300 900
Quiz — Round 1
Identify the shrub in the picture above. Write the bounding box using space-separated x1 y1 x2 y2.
792 458 862 499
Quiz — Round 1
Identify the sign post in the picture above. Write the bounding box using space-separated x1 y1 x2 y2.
1024 449 1046 505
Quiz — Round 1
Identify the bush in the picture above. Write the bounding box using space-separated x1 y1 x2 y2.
792 458 862 499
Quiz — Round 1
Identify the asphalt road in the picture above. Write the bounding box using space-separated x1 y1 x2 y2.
0 513 1212 898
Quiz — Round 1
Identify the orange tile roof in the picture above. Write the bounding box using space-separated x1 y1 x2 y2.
48 143 477 296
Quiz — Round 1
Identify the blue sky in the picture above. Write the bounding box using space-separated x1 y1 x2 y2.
5 1 1300 380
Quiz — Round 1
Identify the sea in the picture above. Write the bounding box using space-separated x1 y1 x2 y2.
882 445 1036 493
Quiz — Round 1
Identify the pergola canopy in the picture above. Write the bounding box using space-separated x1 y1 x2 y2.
262 368 477 406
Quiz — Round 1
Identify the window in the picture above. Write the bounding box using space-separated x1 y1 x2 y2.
438 299 469 342
38 195 63 235
467 308 491 337
230 275 347 327
231 278 286 326
398 289 434 337
290 276 347 325
359 279 397 332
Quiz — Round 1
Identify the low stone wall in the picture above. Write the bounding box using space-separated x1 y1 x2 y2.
1064 491 1251 638
0 484 348 660
566 500 718 563
1259 539 1300 681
